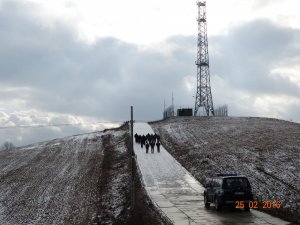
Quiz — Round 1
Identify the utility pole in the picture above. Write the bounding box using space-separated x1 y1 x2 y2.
171 92 175 117
194 1 214 116
163 99 166 119
130 106 135 211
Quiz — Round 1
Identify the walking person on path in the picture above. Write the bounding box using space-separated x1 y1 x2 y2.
141 135 145 148
145 141 150 154
136 134 141 144
150 141 155 154
156 134 160 142
156 141 161 153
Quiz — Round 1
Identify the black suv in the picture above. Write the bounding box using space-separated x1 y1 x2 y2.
204 174 253 211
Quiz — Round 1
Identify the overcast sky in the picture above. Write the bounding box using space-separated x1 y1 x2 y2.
1 0 300 146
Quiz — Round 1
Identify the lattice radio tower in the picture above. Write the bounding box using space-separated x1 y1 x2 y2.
194 1 214 116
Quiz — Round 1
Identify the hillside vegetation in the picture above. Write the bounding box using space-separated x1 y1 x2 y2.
0 124 169 225
151 117 300 223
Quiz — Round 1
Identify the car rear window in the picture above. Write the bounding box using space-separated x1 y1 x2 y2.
223 178 250 189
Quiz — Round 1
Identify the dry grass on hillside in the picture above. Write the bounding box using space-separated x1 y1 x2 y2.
151 117 300 223
0 123 169 225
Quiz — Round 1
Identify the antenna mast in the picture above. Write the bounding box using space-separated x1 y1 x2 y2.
194 1 214 116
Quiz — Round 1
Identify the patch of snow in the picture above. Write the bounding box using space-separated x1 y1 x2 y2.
0 130 107 225
151 117 300 222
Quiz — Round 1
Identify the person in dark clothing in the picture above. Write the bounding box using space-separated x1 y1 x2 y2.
146 133 150 140
156 134 160 142
145 141 150 154
150 141 155 153
156 141 160 153
134 133 138 143
150 134 154 142
141 135 145 148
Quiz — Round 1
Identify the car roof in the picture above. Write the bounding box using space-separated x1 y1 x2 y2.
211 174 247 179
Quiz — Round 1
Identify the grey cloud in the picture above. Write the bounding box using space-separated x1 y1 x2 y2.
0 126 91 147
0 0 300 127
0 111 116 146
0 0 194 120
209 20 300 96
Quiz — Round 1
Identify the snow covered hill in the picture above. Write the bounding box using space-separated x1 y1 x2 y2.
0 126 129 224
151 117 300 224
0 122 172 225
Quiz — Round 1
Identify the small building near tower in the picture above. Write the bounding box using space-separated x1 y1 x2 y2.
177 108 193 117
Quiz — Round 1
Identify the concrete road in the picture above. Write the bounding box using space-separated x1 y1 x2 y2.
133 122 292 225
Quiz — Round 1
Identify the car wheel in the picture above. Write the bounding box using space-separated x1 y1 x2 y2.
204 194 210 208
215 196 222 211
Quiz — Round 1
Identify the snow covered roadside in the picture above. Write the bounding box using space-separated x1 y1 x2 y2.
151 117 300 224
133 122 205 225
0 131 104 225
0 125 131 225
0 122 171 225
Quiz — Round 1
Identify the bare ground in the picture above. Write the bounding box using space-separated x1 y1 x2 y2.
150 116 300 224
0 123 169 225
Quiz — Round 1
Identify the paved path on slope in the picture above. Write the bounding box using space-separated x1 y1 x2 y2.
133 122 291 225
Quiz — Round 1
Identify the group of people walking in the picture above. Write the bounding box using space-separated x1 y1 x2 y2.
134 133 161 154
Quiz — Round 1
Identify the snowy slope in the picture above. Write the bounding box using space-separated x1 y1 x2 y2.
134 123 292 225
151 117 300 223
0 128 128 225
